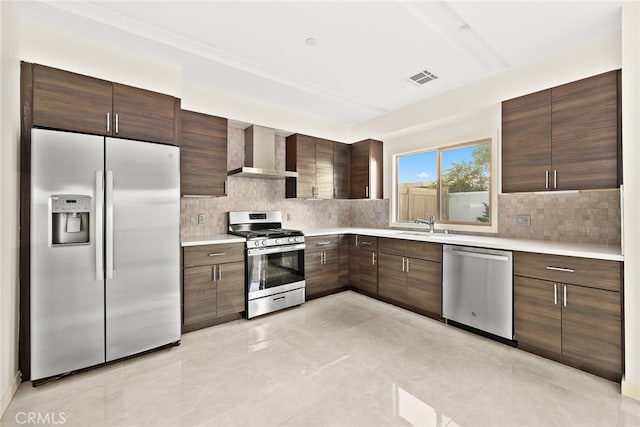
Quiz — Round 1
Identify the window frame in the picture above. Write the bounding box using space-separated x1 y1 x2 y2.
391 137 495 232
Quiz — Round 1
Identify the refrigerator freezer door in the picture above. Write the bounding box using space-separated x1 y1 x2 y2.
104 138 181 361
30 129 105 380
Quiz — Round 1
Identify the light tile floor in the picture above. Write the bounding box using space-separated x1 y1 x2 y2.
2 290 640 426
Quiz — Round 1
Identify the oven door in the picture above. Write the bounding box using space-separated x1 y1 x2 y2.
246 243 305 299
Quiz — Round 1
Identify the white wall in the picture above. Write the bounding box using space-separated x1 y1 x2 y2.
0 0 22 417
622 2 640 401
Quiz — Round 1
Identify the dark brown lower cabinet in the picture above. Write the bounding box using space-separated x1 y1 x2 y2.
378 253 441 316
349 235 378 295
183 243 245 332
377 238 442 316
183 266 217 328
215 261 245 318
305 235 341 299
514 275 622 381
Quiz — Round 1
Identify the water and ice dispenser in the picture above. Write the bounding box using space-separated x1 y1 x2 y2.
50 195 91 246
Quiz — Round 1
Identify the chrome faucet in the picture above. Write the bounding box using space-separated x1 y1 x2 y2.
415 214 435 233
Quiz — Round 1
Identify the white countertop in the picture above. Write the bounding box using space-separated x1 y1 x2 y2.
180 228 623 261
303 227 624 261
181 234 245 247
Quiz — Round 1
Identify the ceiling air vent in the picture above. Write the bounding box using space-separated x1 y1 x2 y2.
409 70 438 85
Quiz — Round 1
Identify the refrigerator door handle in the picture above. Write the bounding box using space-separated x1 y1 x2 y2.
95 171 104 281
106 170 114 280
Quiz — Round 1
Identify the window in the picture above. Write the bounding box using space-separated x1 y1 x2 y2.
396 139 491 226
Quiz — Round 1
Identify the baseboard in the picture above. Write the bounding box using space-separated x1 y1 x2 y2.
622 378 640 401
1 371 21 418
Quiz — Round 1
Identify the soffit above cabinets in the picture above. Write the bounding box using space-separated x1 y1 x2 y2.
15 1 628 126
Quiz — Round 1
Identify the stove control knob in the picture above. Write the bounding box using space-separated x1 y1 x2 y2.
261 240 267 246
253 241 260 247
276 239 281 245
288 237 294 243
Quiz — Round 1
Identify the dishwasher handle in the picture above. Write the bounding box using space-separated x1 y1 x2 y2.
450 249 510 262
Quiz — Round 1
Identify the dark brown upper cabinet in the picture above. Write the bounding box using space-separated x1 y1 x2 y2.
286 133 339 199
350 138 383 199
30 63 180 146
333 142 351 199
502 70 620 193
180 110 228 197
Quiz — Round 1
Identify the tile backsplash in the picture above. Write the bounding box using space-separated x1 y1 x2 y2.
497 189 621 246
181 126 621 246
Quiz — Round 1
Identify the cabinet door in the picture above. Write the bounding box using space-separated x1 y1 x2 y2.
323 249 340 292
216 261 245 318
357 250 378 295
349 235 360 286
561 284 621 376
378 253 406 303
316 138 334 199
351 139 383 199
32 64 113 135
304 251 325 297
112 83 178 145
305 249 339 298
501 89 552 193
183 266 217 328
286 134 316 198
333 142 351 199
551 71 619 190
338 235 350 287
406 258 442 315
180 110 228 196
514 276 561 353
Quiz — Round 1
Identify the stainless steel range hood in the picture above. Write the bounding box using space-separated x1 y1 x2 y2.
227 125 297 179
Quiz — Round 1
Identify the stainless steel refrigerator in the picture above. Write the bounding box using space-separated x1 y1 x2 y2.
30 128 181 382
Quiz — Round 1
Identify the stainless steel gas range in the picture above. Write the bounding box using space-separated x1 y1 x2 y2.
228 211 305 319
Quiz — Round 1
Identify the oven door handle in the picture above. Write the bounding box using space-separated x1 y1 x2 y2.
247 243 306 256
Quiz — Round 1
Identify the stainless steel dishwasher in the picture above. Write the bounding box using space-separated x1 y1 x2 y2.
442 245 514 341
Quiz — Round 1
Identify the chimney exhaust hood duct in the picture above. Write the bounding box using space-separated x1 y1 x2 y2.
227 125 297 179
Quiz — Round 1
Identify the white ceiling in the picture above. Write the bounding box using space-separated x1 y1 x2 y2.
15 1 628 126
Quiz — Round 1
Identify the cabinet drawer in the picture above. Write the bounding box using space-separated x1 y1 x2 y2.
407 241 442 262
184 243 244 268
514 252 621 292
305 235 339 252
378 238 406 256
355 235 377 250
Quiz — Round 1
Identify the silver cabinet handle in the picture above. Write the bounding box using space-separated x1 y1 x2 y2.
372 252 376 265
359 241 372 246
316 241 331 246
106 170 114 280
218 265 222 281
212 265 216 282
545 170 549 189
115 113 119 134
546 266 575 273
553 283 558 305
365 185 369 198
208 252 226 257
320 252 324 265
553 169 557 189
401 257 406 272
106 113 110 133
563 285 567 307
95 171 104 281
406 258 410 273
